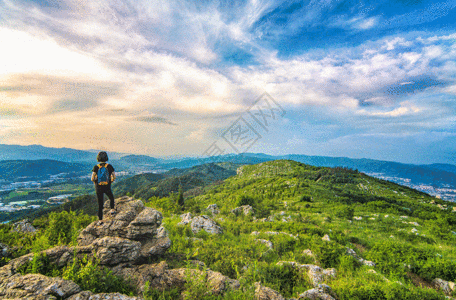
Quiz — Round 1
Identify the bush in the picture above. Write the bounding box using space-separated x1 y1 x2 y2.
62 255 135 295
336 206 354 220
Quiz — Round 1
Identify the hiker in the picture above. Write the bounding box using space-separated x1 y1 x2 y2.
91 151 116 224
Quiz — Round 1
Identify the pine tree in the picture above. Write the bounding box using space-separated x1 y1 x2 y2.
178 184 184 210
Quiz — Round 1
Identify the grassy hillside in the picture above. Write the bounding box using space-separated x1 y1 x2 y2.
160 160 456 299
115 163 237 200
2 159 456 299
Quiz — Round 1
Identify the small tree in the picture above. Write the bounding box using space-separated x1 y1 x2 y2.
178 184 184 210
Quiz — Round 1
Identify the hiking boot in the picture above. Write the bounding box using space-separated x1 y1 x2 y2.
109 209 116 216
96 220 104 226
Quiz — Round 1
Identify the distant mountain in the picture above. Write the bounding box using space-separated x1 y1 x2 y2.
115 162 237 200
118 154 161 165
0 159 90 180
0 144 125 163
280 155 456 187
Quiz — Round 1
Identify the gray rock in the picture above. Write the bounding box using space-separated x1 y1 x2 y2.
111 261 239 296
68 291 139 299
0 273 81 299
303 249 315 257
0 242 9 259
191 215 223 234
11 219 36 233
346 248 376 267
178 212 193 225
257 239 273 249
322 234 331 242
77 196 170 262
231 205 254 216
125 207 163 240
277 262 336 287
298 284 335 300
432 278 455 296
207 204 220 215
254 282 286 300
91 236 141 265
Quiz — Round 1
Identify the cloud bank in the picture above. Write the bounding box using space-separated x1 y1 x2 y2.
0 0 455 163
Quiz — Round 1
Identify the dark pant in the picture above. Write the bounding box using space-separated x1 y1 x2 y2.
96 185 115 220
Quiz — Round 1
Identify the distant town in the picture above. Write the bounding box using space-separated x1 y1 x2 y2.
366 172 456 202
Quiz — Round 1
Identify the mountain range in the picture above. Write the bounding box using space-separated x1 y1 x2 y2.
1 144 455 200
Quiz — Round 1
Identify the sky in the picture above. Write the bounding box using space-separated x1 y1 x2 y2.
1 0 456 164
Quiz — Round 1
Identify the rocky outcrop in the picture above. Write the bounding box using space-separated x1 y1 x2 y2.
277 262 336 287
77 196 171 264
432 278 455 296
0 196 173 299
68 291 139 300
254 282 286 300
0 272 81 299
231 205 254 216
190 215 223 234
111 261 239 295
322 234 331 242
346 248 375 267
298 284 336 300
178 212 193 225
11 219 36 233
0 242 10 259
256 239 273 249
207 204 220 215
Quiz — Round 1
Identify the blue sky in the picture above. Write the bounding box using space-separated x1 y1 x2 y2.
0 0 456 164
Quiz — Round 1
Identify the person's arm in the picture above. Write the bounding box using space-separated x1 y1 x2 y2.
91 172 97 183
111 171 116 183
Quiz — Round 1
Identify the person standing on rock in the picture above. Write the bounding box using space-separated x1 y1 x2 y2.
91 151 116 225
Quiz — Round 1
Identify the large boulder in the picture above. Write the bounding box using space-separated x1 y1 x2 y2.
432 278 455 296
178 212 193 225
77 196 171 263
254 282 286 300
298 284 336 300
191 215 223 234
0 242 10 259
67 291 140 300
0 273 81 299
11 219 36 233
111 261 239 295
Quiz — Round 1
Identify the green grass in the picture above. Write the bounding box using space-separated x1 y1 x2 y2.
2 159 456 299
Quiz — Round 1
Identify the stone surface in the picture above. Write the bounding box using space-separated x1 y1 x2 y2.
0 273 81 299
231 205 254 216
67 291 139 300
303 249 315 257
190 215 223 234
257 239 273 249
111 261 239 295
207 204 220 215
77 196 171 263
277 262 336 287
432 278 455 296
178 212 193 225
322 234 331 242
11 219 36 233
254 282 286 300
0 196 173 300
91 236 141 265
298 284 335 300
346 248 375 267
0 242 10 259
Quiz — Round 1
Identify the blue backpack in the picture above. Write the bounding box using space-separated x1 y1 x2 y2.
97 163 110 185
